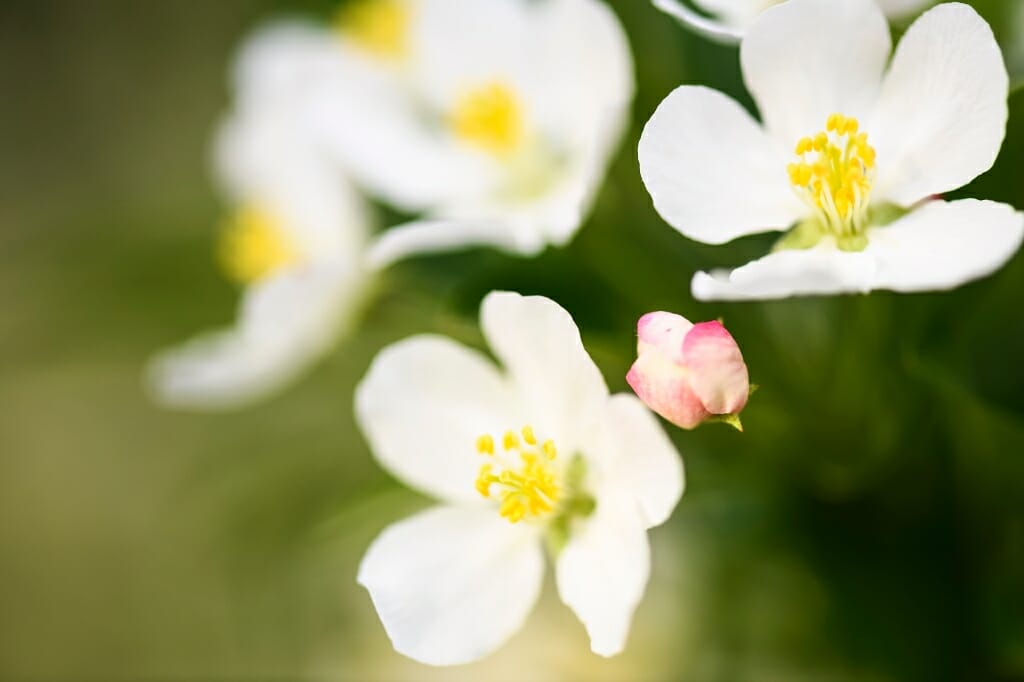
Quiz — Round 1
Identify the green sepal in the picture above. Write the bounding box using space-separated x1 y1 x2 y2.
836 233 869 252
772 218 824 252
867 202 910 228
544 454 596 558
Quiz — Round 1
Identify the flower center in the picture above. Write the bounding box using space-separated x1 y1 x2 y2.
475 426 561 524
217 206 299 284
337 0 408 60
451 81 525 158
787 113 876 250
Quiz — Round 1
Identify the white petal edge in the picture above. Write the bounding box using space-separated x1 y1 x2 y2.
358 505 544 666
651 0 744 43
691 241 878 301
365 218 545 270
639 85 803 244
355 334 518 504
146 264 360 410
691 200 1024 300
479 292 609 451
555 490 651 657
871 3 1009 206
868 199 1024 292
741 0 891 148
596 394 685 528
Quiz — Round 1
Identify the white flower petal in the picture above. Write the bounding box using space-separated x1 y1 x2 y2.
638 85 803 244
479 292 608 449
215 35 370 261
309 71 499 212
217 110 368 260
651 0 747 43
411 0 532 111
355 335 517 504
692 200 1024 300
555 491 650 657
365 218 545 270
867 199 1024 292
691 242 878 301
529 0 634 147
147 264 360 410
871 3 1009 206
741 0 891 147
595 394 685 528
358 505 544 666
231 21 348 112
522 0 634 246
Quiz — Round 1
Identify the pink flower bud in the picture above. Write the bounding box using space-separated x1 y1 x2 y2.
626 311 750 430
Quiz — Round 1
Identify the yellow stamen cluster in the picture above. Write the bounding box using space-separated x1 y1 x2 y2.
336 0 408 60
217 206 299 284
475 425 560 524
451 82 525 158
787 113 876 239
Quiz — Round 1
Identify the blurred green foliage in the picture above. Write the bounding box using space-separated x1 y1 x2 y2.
1 0 1023 680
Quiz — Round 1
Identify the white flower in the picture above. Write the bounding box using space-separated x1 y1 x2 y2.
146 26 371 410
311 0 635 267
639 0 1024 301
653 0 934 43
355 292 684 665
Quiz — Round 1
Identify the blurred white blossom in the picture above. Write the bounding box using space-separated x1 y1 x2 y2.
640 0 1023 300
355 292 684 665
312 0 635 267
146 27 371 410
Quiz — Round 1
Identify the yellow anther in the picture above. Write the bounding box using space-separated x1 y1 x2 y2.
451 81 524 157
787 163 812 187
788 113 876 240
474 428 562 524
476 434 494 455
522 425 537 445
217 205 298 284
336 0 408 59
475 464 495 497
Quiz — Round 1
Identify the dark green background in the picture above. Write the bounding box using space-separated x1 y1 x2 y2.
1 1 1022 679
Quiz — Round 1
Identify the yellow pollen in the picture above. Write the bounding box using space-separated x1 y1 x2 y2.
450 82 524 157
476 434 494 455
475 425 561 524
217 206 299 284
788 113 876 239
336 0 408 60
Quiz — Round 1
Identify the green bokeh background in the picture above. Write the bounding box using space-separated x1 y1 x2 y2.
2 1 1023 679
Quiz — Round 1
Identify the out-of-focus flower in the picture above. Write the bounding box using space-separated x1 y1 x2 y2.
313 0 635 267
355 292 683 665
652 0 933 43
146 27 371 410
639 0 1024 301
627 312 749 431
1011 0 1024 83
